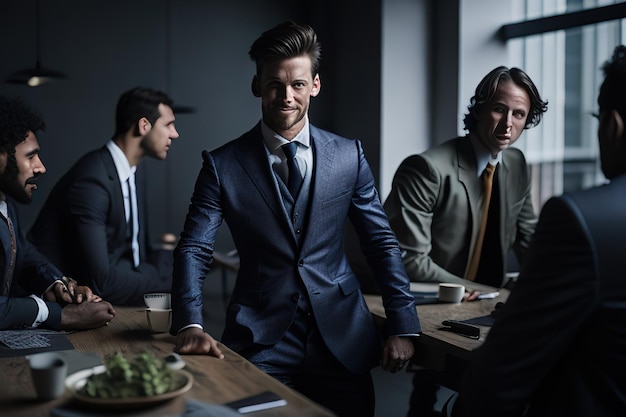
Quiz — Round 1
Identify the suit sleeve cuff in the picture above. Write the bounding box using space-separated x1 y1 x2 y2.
177 323 203 334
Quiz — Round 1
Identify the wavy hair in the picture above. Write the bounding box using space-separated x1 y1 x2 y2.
463 66 548 133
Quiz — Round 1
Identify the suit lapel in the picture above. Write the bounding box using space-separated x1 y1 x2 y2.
299 127 336 249
0 208 12 294
308 127 334 213
497 153 511 241
100 147 132 248
456 138 483 270
456 138 481 225
234 126 289 225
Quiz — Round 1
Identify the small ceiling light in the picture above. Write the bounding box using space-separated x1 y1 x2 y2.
7 64 66 87
5 0 66 87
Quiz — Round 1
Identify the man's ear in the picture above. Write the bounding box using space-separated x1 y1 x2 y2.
251 75 261 97
310 74 321 97
138 117 152 136
609 110 624 143
0 151 8 174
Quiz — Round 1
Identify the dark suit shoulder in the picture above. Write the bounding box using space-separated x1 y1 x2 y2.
310 124 353 142
67 147 113 175
560 174 626 222
205 125 260 160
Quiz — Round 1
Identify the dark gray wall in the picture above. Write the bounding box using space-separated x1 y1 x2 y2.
0 0 387 253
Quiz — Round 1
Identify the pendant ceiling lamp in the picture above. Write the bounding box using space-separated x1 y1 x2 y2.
6 0 66 87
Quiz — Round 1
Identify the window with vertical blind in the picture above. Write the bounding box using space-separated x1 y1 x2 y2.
502 0 626 209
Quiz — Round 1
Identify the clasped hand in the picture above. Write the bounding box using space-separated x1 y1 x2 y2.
42 277 116 330
44 276 101 304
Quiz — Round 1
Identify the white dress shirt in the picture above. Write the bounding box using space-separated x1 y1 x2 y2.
106 140 140 267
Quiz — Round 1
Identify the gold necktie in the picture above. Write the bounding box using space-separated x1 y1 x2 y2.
465 163 496 281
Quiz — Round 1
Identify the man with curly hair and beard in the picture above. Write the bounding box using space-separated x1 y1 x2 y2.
0 96 115 331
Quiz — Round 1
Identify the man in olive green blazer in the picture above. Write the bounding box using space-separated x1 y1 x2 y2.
384 66 548 417
384 66 547 289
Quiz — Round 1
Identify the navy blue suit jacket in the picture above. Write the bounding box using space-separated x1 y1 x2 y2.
0 197 63 330
453 173 626 416
172 123 421 374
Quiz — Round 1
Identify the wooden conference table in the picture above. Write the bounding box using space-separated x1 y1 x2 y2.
0 307 336 417
365 282 510 388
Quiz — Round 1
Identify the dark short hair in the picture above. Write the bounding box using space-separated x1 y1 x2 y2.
0 96 45 155
113 87 174 138
463 66 548 133
599 45 626 120
248 21 322 78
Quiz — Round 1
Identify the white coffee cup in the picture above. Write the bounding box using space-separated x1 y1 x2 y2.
146 308 172 333
28 352 68 400
438 283 465 303
143 293 171 309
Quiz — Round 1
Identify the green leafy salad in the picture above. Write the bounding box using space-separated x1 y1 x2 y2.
79 352 178 398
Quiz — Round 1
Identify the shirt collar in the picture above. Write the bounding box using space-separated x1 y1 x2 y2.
469 134 502 176
261 117 311 153
106 140 136 182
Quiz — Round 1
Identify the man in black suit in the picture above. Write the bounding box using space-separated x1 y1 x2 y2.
29 87 180 306
450 45 626 416
0 96 115 330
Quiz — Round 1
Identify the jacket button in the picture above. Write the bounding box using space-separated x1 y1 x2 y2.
295 228 301 234
298 260 304 267
291 293 299 302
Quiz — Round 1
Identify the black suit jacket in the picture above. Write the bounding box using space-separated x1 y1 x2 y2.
29 146 169 306
453 174 626 416
0 197 63 330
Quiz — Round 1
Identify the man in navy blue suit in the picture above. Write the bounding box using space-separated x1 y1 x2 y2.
450 45 626 416
171 21 421 417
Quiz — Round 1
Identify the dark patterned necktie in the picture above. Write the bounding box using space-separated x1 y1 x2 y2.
282 142 303 197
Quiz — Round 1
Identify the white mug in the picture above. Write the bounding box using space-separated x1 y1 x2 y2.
438 283 465 303
143 293 171 309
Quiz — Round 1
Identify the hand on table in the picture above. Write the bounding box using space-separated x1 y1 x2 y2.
464 289 481 301
61 299 116 330
175 327 224 359
381 335 414 373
